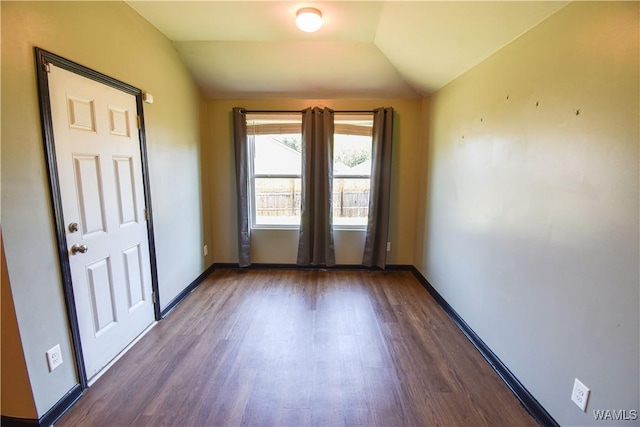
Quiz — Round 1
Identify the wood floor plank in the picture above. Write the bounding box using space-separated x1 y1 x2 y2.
56 269 538 427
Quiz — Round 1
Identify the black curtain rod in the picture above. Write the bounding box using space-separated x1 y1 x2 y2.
243 109 375 114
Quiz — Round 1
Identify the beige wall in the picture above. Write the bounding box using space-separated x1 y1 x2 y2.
1 229 38 418
207 98 422 265
1 1 208 416
200 99 214 267
417 2 639 425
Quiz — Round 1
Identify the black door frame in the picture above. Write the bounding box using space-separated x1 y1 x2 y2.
34 47 161 389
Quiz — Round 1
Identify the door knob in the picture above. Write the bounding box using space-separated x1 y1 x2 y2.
71 244 88 255
68 222 79 233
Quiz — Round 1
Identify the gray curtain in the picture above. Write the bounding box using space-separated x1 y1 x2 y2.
363 107 394 269
232 107 251 267
297 107 336 266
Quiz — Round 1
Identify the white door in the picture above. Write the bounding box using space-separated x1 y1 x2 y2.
48 64 155 380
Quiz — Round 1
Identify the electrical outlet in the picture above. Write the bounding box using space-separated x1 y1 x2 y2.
46 344 63 372
386 242 391 252
203 245 208 257
571 378 590 412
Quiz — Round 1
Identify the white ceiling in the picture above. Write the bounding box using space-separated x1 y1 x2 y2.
127 1 569 99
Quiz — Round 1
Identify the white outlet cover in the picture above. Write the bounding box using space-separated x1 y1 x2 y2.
46 344 63 372
571 378 590 412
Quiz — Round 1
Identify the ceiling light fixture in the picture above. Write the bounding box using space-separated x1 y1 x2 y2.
296 7 323 33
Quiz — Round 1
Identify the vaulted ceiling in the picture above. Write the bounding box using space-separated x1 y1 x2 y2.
127 1 569 99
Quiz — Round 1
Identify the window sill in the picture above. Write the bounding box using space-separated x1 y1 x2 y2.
250 225 366 232
333 226 366 232
251 225 300 231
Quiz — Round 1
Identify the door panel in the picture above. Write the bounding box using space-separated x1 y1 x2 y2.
86 257 116 334
49 64 155 380
114 157 138 225
74 155 106 235
108 107 130 137
67 96 96 132
123 245 144 310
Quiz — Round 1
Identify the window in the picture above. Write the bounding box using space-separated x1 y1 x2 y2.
333 114 373 228
247 114 302 227
246 112 373 229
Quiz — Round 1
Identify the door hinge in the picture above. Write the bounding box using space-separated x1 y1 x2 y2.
151 291 157 304
143 208 148 221
136 115 141 129
44 61 51 73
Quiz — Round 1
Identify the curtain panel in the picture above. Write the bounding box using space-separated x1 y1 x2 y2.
297 107 336 267
363 107 394 269
232 107 251 267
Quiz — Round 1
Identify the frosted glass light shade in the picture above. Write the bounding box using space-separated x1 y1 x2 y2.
296 8 323 33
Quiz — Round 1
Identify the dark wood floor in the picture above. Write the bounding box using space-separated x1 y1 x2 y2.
56 269 537 426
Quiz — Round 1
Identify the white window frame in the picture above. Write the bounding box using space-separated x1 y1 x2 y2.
247 114 302 230
332 114 374 230
332 173 371 230
245 112 373 231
